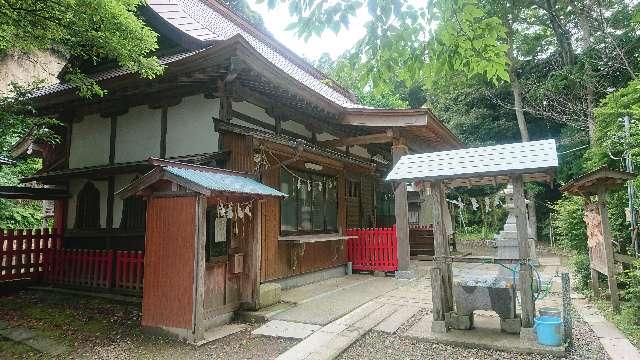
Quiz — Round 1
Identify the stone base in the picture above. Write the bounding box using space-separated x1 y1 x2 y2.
500 315 522 334
395 270 415 280
431 320 449 334
257 283 281 309
520 327 537 343
373 271 386 277
446 312 474 330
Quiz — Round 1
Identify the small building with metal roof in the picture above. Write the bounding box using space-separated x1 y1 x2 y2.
115 158 284 343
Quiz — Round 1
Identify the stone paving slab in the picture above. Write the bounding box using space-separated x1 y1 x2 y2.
281 275 373 304
404 311 432 337
278 303 398 360
22 336 68 356
197 324 249 346
405 313 566 357
589 321 626 339
600 338 640 360
273 278 399 326
374 305 421 333
253 320 321 339
0 327 35 342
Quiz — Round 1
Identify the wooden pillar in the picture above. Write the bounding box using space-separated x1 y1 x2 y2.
193 195 207 343
512 175 535 328
392 143 410 273
241 199 263 310
430 180 453 322
597 188 620 312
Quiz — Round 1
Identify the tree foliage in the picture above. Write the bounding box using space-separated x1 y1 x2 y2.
0 0 164 95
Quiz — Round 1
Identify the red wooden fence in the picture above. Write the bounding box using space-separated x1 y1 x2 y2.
45 249 114 288
346 226 398 272
0 228 61 281
115 251 144 290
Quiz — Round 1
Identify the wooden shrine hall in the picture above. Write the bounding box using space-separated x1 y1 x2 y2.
386 139 558 339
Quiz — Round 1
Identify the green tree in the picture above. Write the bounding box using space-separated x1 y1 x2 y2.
0 0 164 95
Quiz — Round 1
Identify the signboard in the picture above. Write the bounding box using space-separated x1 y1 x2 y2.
584 203 609 275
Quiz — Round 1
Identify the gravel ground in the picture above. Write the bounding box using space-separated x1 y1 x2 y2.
339 315 609 360
71 325 298 360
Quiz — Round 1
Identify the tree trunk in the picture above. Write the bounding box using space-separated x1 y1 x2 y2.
575 1 595 142
505 17 530 142
541 0 575 66
509 64 529 142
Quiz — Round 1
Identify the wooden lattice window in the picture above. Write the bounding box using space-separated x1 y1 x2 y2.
74 181 100 229
120 176 146 230
280 169 338 234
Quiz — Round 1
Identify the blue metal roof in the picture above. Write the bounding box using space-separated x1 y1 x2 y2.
165 166 286 198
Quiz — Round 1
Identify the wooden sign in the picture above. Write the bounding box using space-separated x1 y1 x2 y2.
584 203 609 275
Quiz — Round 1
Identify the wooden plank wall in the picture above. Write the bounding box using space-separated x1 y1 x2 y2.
142 196 196 330
222 132 375 283
202 196 248 318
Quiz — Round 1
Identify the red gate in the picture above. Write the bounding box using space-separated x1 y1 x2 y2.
346 226 398 272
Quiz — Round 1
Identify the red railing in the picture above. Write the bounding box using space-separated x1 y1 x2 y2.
346 226 398 272
0 228 61 282
45 249 114 288
44 249 144 290
115 251 144 290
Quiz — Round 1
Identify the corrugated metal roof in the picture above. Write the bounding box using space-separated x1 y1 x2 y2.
386 139 558 183
0 156 16 165
165 166 286 197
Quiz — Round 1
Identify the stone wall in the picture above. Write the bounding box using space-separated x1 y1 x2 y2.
0 50 65 95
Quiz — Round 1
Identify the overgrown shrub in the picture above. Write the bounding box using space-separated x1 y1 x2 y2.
620 260 640 320
570 253 593 292
551 195 587 253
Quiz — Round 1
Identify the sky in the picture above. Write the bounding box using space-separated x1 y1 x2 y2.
248 2 369 60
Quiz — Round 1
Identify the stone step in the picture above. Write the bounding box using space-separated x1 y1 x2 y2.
374 305 421 333
236 302 295 323
277 302 397 360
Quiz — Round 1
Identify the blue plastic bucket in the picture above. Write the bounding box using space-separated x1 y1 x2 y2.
534 316 563 346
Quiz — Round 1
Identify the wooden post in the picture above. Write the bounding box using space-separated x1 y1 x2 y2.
193 195 207 343
241 199 263 310
430 180 453 321
597 188 620 312
392 143 410 273
512 175 535 328
590 268 600 298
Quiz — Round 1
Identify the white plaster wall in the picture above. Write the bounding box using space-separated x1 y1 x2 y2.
316 132 337 141
166 95 220 157
115 105 161 163
66 179 108 229
350 145 371 159
112 173 139 228
233 101 275 126
68 114 110 168
282 120 312 138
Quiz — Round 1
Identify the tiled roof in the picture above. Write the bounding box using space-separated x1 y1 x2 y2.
31 49 205 98
32 0 361 109
149 0 361 108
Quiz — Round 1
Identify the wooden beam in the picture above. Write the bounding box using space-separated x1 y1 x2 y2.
160 106 168 158
597 187 620 312
392 144 410 273
241 199 263 310
109 116 117 165
512 174 535 327
193 195 207 342
319 130 393 148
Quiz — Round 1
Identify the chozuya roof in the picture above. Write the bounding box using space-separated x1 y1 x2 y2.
116 158 287 199
560 166 636 196
32 0 358 108
386 139 558 187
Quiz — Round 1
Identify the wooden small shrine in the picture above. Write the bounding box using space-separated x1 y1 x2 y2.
561 167 636 312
